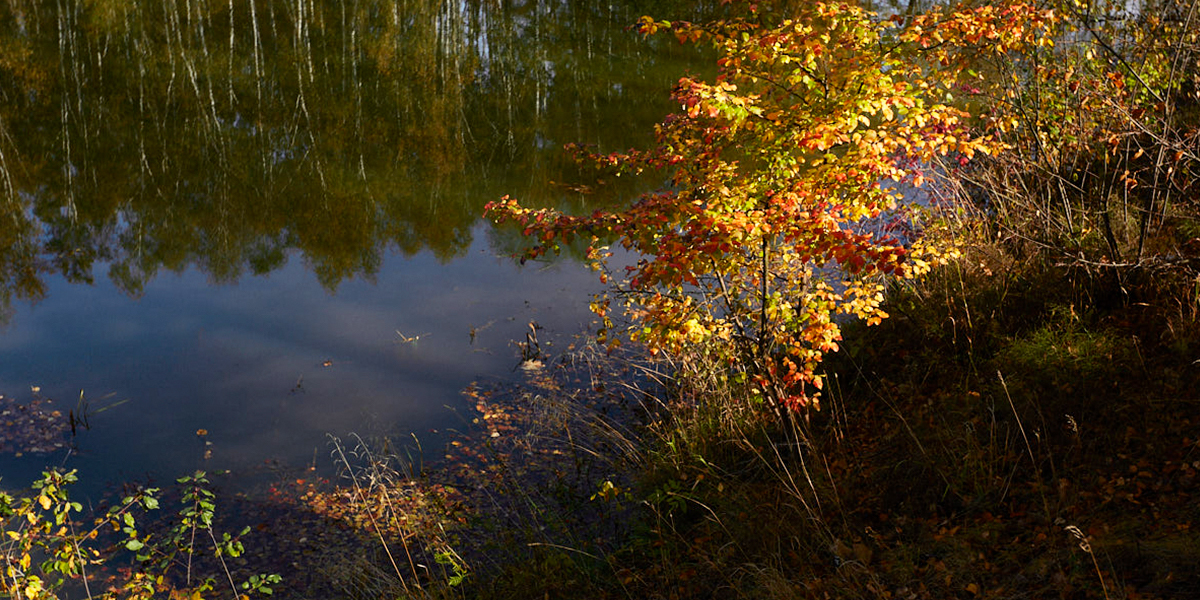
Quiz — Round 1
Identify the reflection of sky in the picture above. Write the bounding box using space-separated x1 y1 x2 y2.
0 223 603 494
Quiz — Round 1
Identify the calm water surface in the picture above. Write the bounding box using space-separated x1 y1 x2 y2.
0 0 708 493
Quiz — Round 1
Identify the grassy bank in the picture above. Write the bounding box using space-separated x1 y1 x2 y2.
426 244 1200 600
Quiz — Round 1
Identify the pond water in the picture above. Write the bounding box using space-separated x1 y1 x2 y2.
0 0 708 494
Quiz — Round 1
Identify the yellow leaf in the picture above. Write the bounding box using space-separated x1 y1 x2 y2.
24 577 44 598
37 495 52 510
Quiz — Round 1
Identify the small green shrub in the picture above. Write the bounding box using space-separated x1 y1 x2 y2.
0 469 279 599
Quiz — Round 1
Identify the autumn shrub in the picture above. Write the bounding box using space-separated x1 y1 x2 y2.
958 0 1200 318
480 6 1064 593
477 2 1200 598
488 1 1059 418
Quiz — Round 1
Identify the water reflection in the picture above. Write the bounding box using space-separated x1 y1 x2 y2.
0 0 715 492
0 0 705 320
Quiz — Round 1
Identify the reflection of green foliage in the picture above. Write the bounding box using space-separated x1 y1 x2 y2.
0 0 703 318
0 203 46 323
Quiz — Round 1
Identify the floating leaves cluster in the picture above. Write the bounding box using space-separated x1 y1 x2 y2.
0 394 69 456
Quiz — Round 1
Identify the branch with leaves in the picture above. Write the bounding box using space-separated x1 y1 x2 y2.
488 1 1056 413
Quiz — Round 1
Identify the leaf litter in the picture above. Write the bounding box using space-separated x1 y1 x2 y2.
0 393 71 456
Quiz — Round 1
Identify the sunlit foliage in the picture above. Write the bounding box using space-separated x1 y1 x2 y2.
489 1 1058 413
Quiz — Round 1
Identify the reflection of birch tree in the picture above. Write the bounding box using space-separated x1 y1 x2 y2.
0 0 699 316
